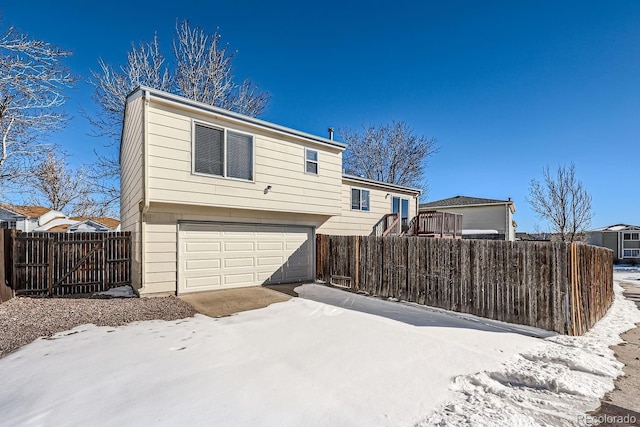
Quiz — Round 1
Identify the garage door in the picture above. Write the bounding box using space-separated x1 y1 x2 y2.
178 222 314 294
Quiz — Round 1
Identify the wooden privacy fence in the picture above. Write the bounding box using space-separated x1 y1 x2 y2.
7 231 132 296
316 235 614 335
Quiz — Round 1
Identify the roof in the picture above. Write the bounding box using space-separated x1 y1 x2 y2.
588 224 640 232
70 217 120 229
420 196 513 209
126 86 347 151
47 224 71 232
0 204 51 218
342 174 422 195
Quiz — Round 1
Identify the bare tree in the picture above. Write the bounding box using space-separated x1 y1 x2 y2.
340 121 438 190
88 20 269 214
527 163 593 242
28 151 94 215
0 24 74 186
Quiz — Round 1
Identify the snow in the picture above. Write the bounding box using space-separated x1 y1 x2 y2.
1 271 638 427
1 286 540 427
418 268 640 426
93 285 136 298
461 229 499 235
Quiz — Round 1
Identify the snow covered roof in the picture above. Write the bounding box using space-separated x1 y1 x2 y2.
461 229 499 235
588 224 640 232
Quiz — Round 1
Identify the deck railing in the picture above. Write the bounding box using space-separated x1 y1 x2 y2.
371 213 401 237
405 210 463 239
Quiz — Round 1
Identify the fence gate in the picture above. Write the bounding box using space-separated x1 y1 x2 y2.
12 232 131 296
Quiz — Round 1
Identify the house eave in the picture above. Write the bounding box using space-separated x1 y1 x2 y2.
125 86 348 152
342 174 422 195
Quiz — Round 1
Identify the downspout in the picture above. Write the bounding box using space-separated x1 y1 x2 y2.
141 89 151 293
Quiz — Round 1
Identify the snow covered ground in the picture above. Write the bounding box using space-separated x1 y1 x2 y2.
0 270 638 427
419 267 640 426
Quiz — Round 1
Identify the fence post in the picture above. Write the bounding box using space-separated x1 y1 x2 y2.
47 235 54 296
355 236 360 290
102 234 107 290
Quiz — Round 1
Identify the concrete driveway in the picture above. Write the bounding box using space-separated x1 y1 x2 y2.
179 286 291 317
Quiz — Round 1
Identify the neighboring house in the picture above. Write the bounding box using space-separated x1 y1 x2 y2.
587 224 640 262
120 86 421 296
0 204 67 232
0 204 120 233
419 196 517 241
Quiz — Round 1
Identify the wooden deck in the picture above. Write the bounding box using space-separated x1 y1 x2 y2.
372 211 463 238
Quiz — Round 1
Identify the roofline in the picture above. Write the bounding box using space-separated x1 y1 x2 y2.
342 174 422 195
125 86 348 151
588 224 640 232
0 204 23 217
420 200 516 211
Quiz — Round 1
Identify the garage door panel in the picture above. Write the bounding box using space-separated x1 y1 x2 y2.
226 272 256 285
179 223 313 293
224 242 255 252
224 257 255 268
186 259 221 271
186 242 221 252
257 241 283 251
186 276 222 288
257 256 284 266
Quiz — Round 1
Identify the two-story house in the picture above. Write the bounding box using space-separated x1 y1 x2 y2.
120 87 421 296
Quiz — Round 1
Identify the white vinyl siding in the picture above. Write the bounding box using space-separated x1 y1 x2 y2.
119 94 145 290
317 180 418 236
146 101 342 217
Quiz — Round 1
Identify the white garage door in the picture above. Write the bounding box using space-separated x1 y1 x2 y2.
179 222 314 294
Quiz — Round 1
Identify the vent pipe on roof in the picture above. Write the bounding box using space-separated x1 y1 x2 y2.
328 127 334 140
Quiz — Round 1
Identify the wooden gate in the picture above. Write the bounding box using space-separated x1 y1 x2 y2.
11 232 131 296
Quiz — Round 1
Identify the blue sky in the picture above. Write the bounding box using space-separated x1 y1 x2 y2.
3 1 639 231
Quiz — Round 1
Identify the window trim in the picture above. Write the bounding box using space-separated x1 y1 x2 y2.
304 148 319 176
350 187 370 212
191 120 256 183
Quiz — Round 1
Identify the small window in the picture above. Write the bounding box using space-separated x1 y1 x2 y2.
351 188 370 211
1 220 17 230
623 249 640 258
624 233 631 240
194 122 253 181
305 149 318 175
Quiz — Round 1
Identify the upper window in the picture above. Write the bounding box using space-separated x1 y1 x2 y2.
194 122 253 181
305 149 318 175
623 232 639 241
351 188 370 211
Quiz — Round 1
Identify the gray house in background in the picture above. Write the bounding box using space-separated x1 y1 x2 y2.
586 224 640 262
419 196 517 241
